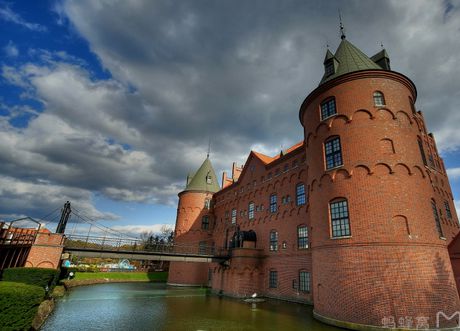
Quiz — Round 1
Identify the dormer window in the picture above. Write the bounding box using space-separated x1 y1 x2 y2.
206 174 212 184
325 61 334 77
373 91 385 106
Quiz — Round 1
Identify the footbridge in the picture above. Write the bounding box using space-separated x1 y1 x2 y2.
63 235 229 263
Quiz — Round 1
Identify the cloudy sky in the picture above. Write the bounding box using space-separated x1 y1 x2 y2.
1 0 460 236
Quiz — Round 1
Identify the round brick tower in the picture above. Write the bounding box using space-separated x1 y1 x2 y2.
300 36 460 329
167 156 219 286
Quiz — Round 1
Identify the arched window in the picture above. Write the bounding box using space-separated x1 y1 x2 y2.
431 200 444 238
269 269 278 288
299 270 311 292
324 136 343 170
417 136 427 166
296 183 306 206
201 215 209 230
269 194 277 213
297 225 308 249
231 209 237 224
373 91 385 106
269 230 278 251
320 97 337 120
248 202 255 220
330 199 351 238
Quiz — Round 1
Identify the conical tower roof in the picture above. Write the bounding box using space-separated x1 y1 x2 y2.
320 39 382 85
184 157 220 193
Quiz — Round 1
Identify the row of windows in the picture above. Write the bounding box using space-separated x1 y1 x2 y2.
216 158 307 204
226 184 307 224
269 225 309 251
432 199 455 238
320 92 385 121
268 270 311 292
325 134 444 174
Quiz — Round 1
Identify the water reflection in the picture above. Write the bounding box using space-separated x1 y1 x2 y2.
42 283 341 331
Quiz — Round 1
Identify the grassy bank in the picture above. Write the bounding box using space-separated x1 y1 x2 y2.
73 271 168 282
61 271 169 288
0 281 45 330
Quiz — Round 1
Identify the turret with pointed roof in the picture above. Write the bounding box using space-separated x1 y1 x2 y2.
183 157 220 193
320 37 387 85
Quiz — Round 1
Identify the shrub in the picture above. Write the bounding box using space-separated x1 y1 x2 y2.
0 281 45 330
2 267 59 288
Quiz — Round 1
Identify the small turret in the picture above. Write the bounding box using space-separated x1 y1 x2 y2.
184 157 220 193
168 156 220 286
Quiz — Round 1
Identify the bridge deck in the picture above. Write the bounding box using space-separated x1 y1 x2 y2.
63 235 229 263
64 247 228 263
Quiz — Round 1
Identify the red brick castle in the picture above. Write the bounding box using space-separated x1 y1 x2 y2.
168 31 460 329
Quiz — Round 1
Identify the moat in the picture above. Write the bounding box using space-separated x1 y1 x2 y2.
41 282 341 331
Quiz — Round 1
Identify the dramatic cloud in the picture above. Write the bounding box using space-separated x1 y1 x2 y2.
0 5 47 32
0 175 118 221
1 0 460 222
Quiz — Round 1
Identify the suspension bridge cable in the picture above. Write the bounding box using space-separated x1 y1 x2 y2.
71 208 138 239
38 206 61 222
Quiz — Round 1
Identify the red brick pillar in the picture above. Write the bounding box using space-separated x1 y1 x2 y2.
26 231 64 269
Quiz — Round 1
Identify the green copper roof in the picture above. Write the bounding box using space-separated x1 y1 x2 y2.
320 39 382 85
323 49 335 63
184 157 220 193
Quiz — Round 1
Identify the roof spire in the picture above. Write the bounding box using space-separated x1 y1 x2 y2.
207 138 211 158
339 9 346 40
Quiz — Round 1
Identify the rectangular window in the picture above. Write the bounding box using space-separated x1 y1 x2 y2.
325 137 343 170
445 201 453 219
204 199 210 209
231 209 237 224
321 98 336 120
199 241 207 254
330 200 351 238
201 215 209 230
248 202 255 220
269 270 278 288
296 183 306 206
299 271 310 292
270 194 277 213
418 138 427 166
432 200 444 237
269 231 278 251
297 226 309 249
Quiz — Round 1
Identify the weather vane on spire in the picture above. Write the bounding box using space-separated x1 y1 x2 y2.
339 10 346 40
207 138 211 158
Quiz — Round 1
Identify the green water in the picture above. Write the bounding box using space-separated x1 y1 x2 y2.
41 282 341 331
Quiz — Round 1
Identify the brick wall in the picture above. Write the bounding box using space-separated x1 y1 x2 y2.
168 191 213 285
301 71 460 328
25 231 64 269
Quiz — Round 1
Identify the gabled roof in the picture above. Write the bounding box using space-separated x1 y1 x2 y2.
252 141 304 165
184 157 220 193
320 39 382 85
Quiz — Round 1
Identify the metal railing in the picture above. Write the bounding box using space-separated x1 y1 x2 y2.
64 235 229 258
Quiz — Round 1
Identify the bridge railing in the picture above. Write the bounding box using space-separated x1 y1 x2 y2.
64 235 228 257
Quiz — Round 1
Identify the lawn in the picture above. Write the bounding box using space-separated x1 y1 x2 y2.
73 271 168 282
